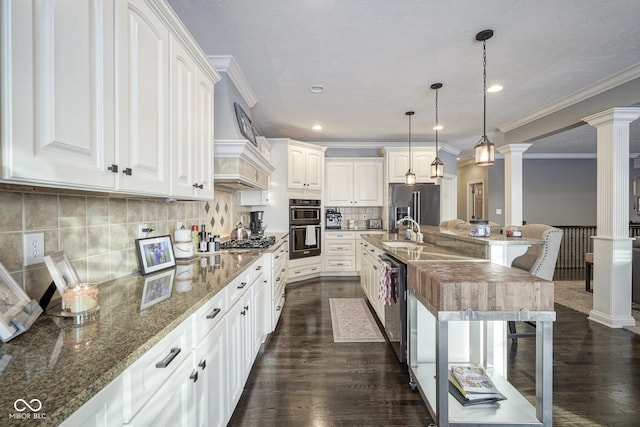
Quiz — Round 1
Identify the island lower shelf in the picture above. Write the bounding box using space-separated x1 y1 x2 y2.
411 363 540 425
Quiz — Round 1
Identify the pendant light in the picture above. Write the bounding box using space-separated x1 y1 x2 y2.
405 111 416 185
474 29 495 167
430 83 445 179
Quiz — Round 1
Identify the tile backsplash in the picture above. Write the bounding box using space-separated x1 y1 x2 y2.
0 188 247 301
325 206 385 229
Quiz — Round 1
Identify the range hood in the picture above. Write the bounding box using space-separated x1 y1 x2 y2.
214 140 275 190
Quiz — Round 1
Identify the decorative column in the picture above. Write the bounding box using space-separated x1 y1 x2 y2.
583 107 640 328
497 143 531 227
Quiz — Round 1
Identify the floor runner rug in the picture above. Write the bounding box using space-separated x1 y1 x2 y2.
329 298 385 343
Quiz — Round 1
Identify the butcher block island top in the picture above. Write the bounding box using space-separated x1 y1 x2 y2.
408 261 554 313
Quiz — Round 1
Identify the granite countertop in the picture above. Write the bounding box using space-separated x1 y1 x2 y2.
0 235 287 425
324 228 387 232
361 233 490 263
420 225 543 246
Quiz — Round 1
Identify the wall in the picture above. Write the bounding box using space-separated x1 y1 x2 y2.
486 158 598 226
0 188 246 302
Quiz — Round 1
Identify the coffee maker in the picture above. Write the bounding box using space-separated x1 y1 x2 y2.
249 211 264 237
325 209 342 229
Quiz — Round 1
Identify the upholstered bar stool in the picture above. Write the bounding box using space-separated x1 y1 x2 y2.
509 224 564 340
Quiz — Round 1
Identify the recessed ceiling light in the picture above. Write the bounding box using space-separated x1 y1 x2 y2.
487 84 503 93
433 125 444 131
310 85 325 93
312 124 323 131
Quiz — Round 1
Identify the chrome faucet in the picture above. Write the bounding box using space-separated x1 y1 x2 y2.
396 216 424 243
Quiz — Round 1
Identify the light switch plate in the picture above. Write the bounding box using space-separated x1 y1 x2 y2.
23 232 45 266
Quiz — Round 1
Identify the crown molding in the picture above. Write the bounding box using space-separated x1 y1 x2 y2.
208 55 258 108
498 63 640 133
313 140 460 155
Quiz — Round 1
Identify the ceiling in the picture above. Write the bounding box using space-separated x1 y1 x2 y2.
168 0 640 159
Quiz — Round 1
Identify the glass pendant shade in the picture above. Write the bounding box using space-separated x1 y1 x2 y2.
405 169 416 185
474 136 495 166
430 157 444 179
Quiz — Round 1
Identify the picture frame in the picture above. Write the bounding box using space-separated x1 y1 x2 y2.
140 269 175 310
135 235 176 275
234 102 258 146
0 261 43 342
44 251 81 296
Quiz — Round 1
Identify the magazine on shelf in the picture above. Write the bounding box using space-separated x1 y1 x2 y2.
449 365 506 406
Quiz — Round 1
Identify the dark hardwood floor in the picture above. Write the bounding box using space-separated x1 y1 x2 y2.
229 276 640 427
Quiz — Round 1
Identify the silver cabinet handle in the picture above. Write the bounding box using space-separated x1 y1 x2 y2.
192 183 203 189
190 370 198 383
336 263 344 266
241 309 246 316
244 305 249 311
206 308 221 320
311 267 318 271
237 282 247 289
275 255 280 259
198 359 206 370
156 347 181 368
255 265 262 270
276 305 281 311
107 164 118 173
122 167 132 176
276 276 281 282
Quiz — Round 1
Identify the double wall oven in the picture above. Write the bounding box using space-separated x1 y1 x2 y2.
289 199 321 259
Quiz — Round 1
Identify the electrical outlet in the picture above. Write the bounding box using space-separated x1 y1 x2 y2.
23 232 45 266
496 209 502 215
361 213 368 220
138 224 148 238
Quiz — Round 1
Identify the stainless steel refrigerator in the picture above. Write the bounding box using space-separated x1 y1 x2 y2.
388 183 440 233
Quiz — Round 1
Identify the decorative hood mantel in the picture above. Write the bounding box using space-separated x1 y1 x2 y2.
214 139 275 190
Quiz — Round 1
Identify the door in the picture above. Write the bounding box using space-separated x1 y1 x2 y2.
287 145 306 189
325 161 353 206
353 161 383 206
194 67 215 199
194 321 226 427
468 181 484 220
305 149 323 189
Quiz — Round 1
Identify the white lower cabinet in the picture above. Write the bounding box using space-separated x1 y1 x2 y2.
194 319 227 427
125 355 196 426
64 256 272 427
360 241 385 324
58 377 123 427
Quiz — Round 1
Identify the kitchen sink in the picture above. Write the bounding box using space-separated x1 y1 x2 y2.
382 241 420 248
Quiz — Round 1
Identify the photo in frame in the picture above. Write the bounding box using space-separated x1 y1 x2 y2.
0 261 43 342
44 251 81 296
140 269 175 310
234 102 258 146
135 235 176 275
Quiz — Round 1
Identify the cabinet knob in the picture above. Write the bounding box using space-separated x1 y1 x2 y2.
198 359 206 370
241 310 246 316
244 305 249 311
276 305 281 311
122 167 132 176
107 164 118 173
190 370 198 383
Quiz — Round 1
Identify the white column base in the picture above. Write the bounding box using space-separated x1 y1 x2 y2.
589 237 636 328
588 309 636 328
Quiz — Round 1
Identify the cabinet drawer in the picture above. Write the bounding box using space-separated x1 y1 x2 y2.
324 256 356 271
123 319 192 422
228 269 252 305
288 263 320 279
192 288 227 344
274 293 285 327
325 240 356 255
326 232 356 239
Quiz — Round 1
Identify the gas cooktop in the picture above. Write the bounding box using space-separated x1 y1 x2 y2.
220 236 276 250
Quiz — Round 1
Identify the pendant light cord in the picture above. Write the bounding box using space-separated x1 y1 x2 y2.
435 89 439 153
408 113 412 170
482 39 487 139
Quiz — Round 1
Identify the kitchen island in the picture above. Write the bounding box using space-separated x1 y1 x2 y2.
407 259 555 426
0 234 288 426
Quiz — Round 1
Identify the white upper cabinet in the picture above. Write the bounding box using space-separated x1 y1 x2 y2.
1 0 116 189
116 0 171 196
169 35 215 200
1 0 219 199
325 158 383 206
287 142 323 191
385 148 436 184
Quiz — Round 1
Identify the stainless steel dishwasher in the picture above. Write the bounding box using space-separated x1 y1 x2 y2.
379 253 407 364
